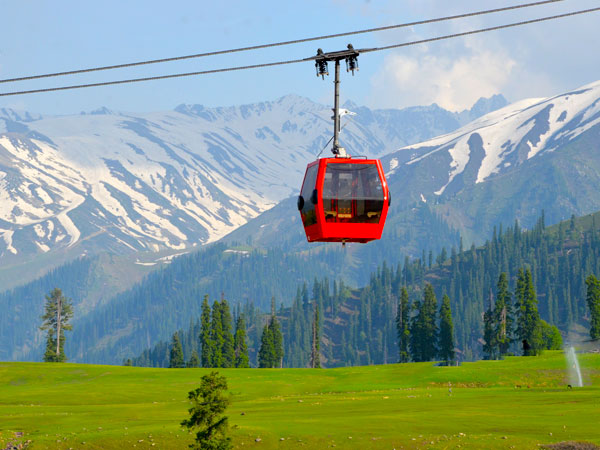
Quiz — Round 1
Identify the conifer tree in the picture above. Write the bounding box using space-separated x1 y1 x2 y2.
310 303 321 368
220 298 236 368
169 332 185 368
181 371 232 450
187 349 201 368
482 306 496 360
211 301 225 368
396 287 410 363
516 268 543 356
40 288 73 362
200 295 213 368
270 314 284 368
494 273 513 356
585 274 600 340
258 322 274 368
438 294 455 365
233 315 250 368
410 283 438 362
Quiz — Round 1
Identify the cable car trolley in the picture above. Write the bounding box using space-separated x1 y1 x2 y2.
298 45 390 245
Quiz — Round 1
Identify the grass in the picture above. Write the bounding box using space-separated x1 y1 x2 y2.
1 351 599 449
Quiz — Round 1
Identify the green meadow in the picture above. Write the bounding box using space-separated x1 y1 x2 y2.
1 351 599 449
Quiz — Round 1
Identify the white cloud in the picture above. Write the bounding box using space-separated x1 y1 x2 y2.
362 0 600 110
369 39 516 111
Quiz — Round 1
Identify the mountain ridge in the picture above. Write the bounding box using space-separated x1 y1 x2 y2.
0 94 505 290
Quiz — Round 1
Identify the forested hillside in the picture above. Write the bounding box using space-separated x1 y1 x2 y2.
132 210 600 367
2 201 459 364
65 244 340 363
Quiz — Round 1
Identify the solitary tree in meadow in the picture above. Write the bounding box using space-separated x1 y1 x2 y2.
181 371 232 450
40 288 73 362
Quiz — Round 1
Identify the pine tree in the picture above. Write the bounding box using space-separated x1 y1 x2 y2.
270 314 284 368
410 283 438 362
43 335 58 363
258 323 274 368
233 315 250 368
220 298 236 368
482 307 496 360
169 332 185 368
187 349 201 368
482 287 498 360
396 287 410 363
200 295 213 368
494 273 513 356
39 288 73 362
438 294 455 365
181 371 232 450
585 274 600 340
211 301 225 368
310 303 321 368
516 268 543 356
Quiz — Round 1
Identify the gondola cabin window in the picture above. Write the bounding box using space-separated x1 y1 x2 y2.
322 163 384 224
299 163 318 227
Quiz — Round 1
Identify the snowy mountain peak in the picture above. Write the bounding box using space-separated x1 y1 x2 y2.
0 93 512 272
388 80 600 196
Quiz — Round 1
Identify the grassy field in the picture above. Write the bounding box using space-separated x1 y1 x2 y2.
1 351 599 449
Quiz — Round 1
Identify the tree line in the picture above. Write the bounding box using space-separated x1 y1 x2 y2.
395 284 456 365
129 211 600 368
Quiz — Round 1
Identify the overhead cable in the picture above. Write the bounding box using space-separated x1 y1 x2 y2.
0 0 565 84
1 5 598 97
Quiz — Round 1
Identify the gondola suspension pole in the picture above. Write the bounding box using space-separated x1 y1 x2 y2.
333 59 342 156
314 44 359 158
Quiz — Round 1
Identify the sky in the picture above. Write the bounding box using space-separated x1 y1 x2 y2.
1 0 599 115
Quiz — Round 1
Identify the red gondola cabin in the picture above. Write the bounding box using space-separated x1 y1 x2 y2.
298 157 390 243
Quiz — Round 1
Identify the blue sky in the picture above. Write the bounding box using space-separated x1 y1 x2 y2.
1 0 599 115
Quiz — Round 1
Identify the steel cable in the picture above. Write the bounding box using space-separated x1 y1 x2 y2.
0 0 567 84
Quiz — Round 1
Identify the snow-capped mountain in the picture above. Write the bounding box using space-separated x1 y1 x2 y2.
387 81 600 193
0 94 504 277
382 80 600 238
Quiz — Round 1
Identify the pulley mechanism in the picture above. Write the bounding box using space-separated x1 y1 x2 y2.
313 44 360 157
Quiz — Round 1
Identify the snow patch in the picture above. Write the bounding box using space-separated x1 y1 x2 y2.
434 140 470 195
134 260 157 266
36 242 50 252
1 230 17 254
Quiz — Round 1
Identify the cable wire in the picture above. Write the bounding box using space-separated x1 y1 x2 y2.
362 5 600 54
1 5 598 98
0 0 566 84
